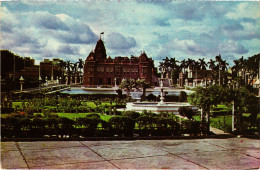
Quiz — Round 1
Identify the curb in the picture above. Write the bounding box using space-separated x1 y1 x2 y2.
1 134 238 142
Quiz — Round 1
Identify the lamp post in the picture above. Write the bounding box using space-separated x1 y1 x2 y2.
253 79 260 97
45 76 48 86
19 76 24 92
38 76 42 90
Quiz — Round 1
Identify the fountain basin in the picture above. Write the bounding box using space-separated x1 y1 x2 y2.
124 102 198 114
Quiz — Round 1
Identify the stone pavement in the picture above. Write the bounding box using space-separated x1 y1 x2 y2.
1 138 260 169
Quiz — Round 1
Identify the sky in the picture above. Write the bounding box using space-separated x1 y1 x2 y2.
1 1 260 67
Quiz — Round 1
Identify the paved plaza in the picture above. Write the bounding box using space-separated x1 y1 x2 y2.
1 137 260 169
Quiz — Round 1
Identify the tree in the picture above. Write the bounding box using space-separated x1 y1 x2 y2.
58 60 66 83
179 91 187 102
193 61 200 85
119 78 135 96
159 57 180 84
186 58 195 70
215 54 223 85
188 85 226 133
180 59 187 73
246 54 259 85
136 79 150 101
208 59 216 70
77 59 84 73
228 87 259 133
198 58 208 70
178 107 196 120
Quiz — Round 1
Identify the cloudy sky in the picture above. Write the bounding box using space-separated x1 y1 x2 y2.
1 1 260 67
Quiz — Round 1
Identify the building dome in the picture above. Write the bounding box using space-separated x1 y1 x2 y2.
139 52 148 62
94 39 107 60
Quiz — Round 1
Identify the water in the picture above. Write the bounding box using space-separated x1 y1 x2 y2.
60 88 117 94
60 88 190 97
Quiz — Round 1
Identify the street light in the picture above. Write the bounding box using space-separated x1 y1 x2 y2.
39 76 42 90
19 76 24 92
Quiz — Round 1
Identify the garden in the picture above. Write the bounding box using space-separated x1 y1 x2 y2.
1 91 210 139
1 83 259 140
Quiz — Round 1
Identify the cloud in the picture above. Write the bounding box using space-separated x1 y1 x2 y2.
214 19 260 41
0 6 18 33
54 15 98 44
33 11 69 30
173 3 205 21
168 2 229 21
219 21 244 31
219 41 248 55
58 44 79 55
154 18 171 26
225 2 260 20
1 1 259 67
106 33 137 50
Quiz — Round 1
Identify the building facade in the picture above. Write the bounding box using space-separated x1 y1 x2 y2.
83 38 158 86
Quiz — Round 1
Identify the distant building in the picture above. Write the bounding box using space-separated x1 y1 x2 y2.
179 68 213 87
83 38 158 86
40 58 63 83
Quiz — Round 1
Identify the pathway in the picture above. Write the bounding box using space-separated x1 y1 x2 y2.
1 138 259 169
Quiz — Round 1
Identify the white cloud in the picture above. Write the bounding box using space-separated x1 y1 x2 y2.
225 3 260 20
219 40 248 55
107 33 137 50
1 1 259 67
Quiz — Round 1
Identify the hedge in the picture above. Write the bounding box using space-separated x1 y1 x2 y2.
1 115 209 139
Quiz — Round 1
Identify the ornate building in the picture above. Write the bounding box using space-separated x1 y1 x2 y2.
83 38 158 86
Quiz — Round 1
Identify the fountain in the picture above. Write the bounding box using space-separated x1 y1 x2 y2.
123 72 198 114
158 79 165 105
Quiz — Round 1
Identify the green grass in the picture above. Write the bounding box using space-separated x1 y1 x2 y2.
12 102 27 108
210 115 232 132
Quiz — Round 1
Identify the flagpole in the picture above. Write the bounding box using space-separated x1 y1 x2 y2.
100 32 104 42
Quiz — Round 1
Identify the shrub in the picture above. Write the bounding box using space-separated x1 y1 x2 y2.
108 116 135 137
76 117 101 137
58 117 76 138
142 110 157 117
178 107 196 120
123 111 140 120
146 94 158 102
86 113 101 119
179 91 187 102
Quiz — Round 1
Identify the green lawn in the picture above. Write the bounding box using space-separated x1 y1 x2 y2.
12 102 27 108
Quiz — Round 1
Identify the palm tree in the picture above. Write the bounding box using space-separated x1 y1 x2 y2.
169 57 179 69
215 54 223 85
185 58 195 79
65 61 71 84
194 61 200 85
208 59 216 70
220 60 229 85
180 59 187 73
66 61 71 74
233 56 247 86
246 54 260 85
159 62 166 78
58 60 66 83
77 59 84 73
198 58 208 70
220 60 229 71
